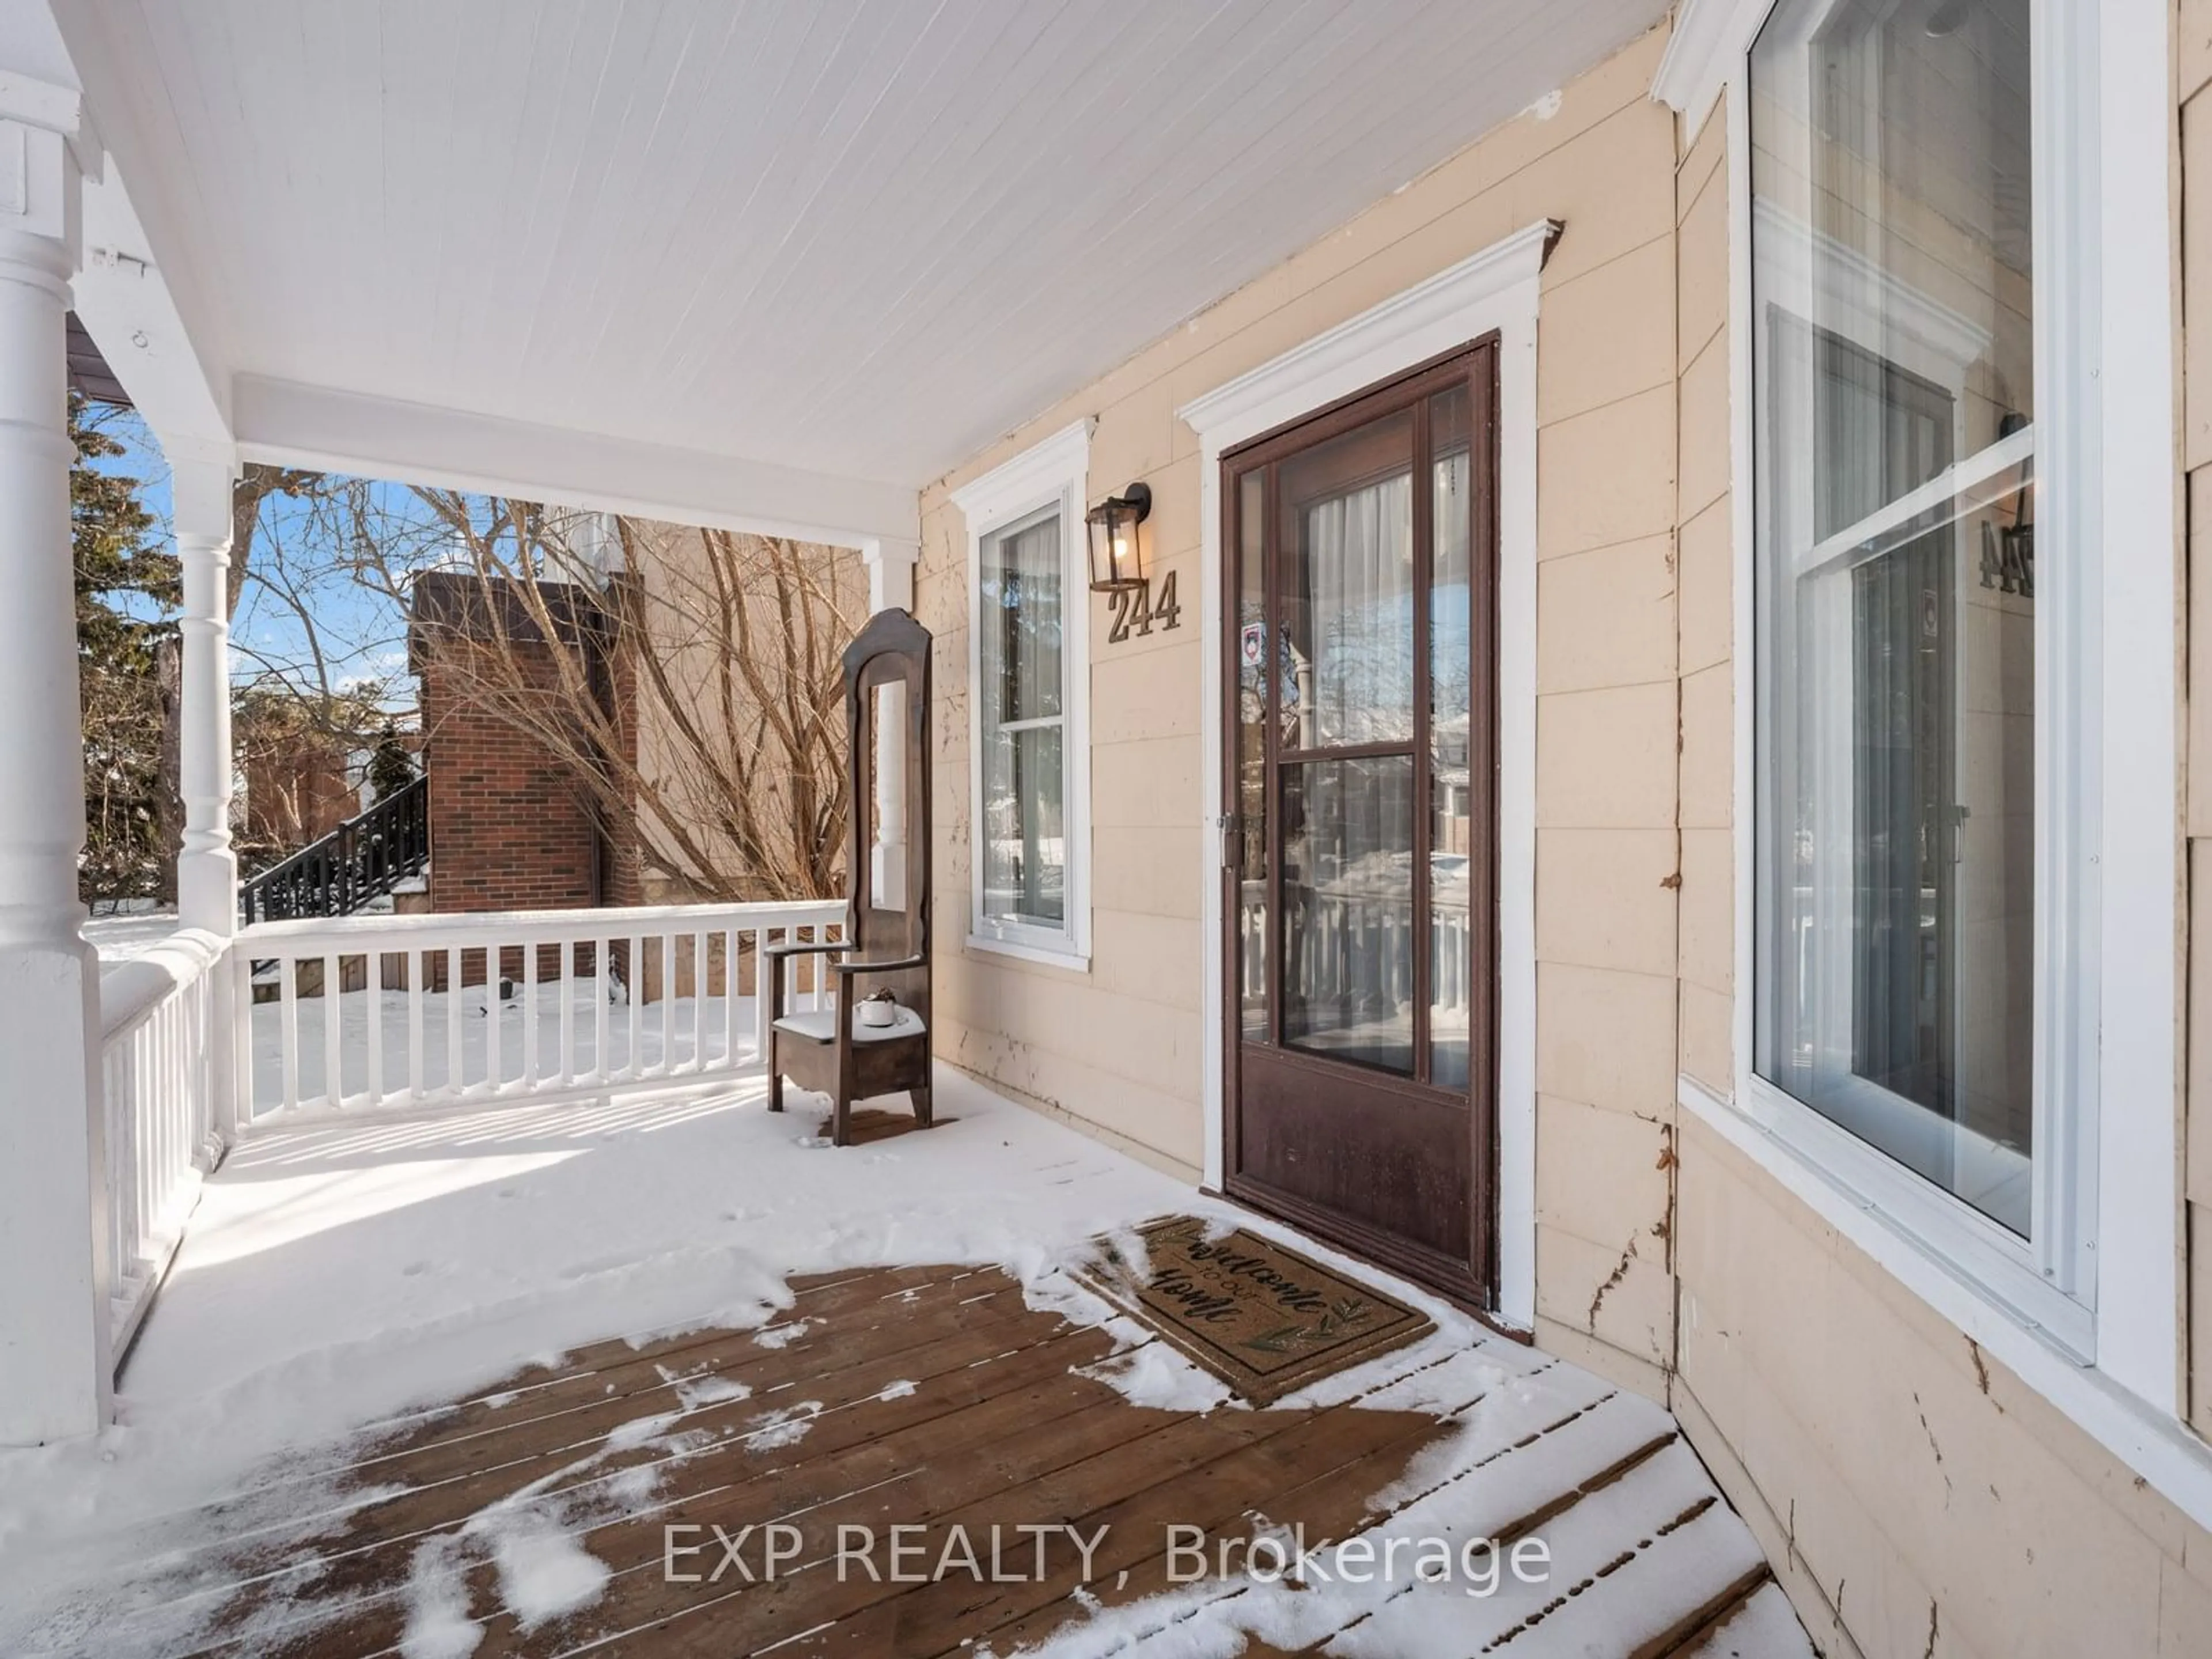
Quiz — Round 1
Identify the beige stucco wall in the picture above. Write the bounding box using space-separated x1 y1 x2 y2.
913 13 2212 1655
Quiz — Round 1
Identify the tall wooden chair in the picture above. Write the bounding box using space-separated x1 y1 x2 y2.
764 608 932 1146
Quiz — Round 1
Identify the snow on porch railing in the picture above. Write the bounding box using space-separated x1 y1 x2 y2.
233 899 846 1124
100 929 226 1358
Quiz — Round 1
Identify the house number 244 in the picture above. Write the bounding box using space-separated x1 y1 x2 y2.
1105 571 1183 643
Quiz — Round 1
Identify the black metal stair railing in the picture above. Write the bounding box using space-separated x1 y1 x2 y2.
240 775 430 925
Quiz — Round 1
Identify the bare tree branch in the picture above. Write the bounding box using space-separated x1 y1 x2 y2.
387 497 861 903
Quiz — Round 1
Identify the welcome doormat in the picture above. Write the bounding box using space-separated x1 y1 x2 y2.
1078 1216 1434 1405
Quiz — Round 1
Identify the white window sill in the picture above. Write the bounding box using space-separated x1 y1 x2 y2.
1677 1071 2212 1536
964 932 1089 974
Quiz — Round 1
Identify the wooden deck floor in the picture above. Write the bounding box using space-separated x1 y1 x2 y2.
100 1240 1812 1659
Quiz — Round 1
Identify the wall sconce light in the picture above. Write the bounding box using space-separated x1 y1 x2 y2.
1085 483 1152 592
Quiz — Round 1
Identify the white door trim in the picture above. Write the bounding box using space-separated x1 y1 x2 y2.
1177 219 1552 1328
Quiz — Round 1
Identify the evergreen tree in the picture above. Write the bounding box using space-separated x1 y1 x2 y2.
368 721 416 801
72 395 177 905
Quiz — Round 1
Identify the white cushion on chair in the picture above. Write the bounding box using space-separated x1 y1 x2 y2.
772 1005 927 1045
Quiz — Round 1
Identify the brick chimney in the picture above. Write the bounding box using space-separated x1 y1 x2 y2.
407 571 639 917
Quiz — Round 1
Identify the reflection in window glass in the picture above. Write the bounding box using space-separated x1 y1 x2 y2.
1281 756 1415 1074
979 505 1068 929
1235 468 1271 1040
1430 385 1474 1090
1277 410 1416 749
1752 0 2035 1232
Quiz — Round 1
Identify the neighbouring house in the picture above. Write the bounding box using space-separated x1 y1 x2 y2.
236 721 353 858
405 528 859 1000
234 710 405 861
406 525 863 920
5 2 2208 1656
228 691 425 922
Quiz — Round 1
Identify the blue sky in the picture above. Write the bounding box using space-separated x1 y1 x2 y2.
98 407 416 712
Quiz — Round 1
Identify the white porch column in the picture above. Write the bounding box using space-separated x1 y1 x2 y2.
859 537 918 911
0 78 114 1442
171 455 239 937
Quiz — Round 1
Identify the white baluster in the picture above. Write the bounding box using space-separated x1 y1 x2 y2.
407 949 426 1102
279 955 301 1113
445 946 463 1100
321 953 342 1108
594 938 612 1085
365 946 385 1108
560 938 577 1088
522 940 540 1092
485 941 505 1097
658 931 676 1075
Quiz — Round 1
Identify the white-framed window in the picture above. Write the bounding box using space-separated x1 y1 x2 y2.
1706 0 2202 1408
1658 0 2192 1521
1744 0 2100 1347
1746 0 2099 1350
949 421 1093 968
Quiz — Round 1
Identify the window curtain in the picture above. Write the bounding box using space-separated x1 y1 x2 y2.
1296 475 1414 748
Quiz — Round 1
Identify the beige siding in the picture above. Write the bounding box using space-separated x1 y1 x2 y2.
2187 0 2212 1455
917 27 1679 1185
1525 66 1683 1378
914 12 2212 1655
1677 1114 2211 1659
1674 99 1733 1112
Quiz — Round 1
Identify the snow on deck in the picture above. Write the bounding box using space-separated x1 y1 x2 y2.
0 1070 1811 1657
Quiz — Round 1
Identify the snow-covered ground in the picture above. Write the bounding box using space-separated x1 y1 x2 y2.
0 1068 1805 1657
0 1073 1207 1649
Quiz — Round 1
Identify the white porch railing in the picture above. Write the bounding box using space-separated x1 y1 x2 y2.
99 929 226 1358
234 899 846 1124
1236 891 1476 1015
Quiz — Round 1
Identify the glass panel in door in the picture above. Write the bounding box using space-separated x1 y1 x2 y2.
1277 410 1416 751
1280 755 1416 1071
1429 384 1475 1089
1234 468 1270 1041
1274 407 1418 1074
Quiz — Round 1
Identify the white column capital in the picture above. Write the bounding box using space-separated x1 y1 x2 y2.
0 74 86 267
859 536 918 613
168 449 240 544
0 69 98 173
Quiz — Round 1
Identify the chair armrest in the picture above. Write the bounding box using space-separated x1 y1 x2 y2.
766 938 843 1025
830 955 927 978
763 938 844 960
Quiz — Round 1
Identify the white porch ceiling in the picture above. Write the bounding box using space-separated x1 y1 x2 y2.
54 0 1666 517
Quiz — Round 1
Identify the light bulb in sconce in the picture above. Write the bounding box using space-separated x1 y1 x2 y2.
1085 482 1153 593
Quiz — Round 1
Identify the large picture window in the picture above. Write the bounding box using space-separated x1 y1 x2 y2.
1751 0 2062 1253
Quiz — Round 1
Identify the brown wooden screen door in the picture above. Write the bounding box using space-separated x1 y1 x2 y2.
1221 340 1498 1305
